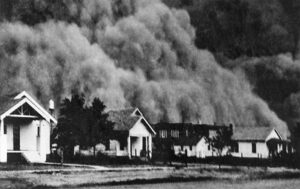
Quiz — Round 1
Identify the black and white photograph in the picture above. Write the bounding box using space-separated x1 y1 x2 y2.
0 0 300 188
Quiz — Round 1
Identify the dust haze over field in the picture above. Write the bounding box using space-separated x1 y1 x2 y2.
0 0 290 137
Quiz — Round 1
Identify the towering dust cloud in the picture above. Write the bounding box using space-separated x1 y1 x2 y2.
0 0 288 137
224 54 300 134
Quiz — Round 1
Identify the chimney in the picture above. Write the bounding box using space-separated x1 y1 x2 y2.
49 99 55 115
229 123 233 135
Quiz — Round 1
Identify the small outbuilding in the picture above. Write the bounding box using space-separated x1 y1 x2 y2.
173 136 213 158
0 91 57 163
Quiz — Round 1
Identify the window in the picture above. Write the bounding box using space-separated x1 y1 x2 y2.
186 130 189 137
232 142 238 153
208 143 211 151
120 142 126 151
190 145 193 151
171 130 179 138
37 126 40 137
288 144 292 153
252 142 256 153
282 143 286 152
159 130 167 138
4 124 7 134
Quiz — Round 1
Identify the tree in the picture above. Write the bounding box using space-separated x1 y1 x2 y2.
210 127 232 169
53 94 86 164
293 123 300 162
53 94 114 164
86 98 114 158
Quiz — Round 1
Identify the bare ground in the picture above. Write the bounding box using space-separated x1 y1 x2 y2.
0 164 300 188
95 179 300 189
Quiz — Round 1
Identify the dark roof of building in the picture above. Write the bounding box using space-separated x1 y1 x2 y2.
194 124 228 130
108 108 156 134
153 122 228 130
232 127 273 141
108 108 142 131
153 123 193 130
173 136 205 146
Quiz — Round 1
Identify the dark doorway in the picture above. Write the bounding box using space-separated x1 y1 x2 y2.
252 142 256 153
141 137 147 157
13 124 20 151
142 137 146 151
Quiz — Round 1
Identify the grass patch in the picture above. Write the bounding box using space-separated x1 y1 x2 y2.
0 163 72 171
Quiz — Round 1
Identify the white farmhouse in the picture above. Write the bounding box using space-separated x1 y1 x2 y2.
173 136 214 158
0 91 57 163
231 127 291 158
106 108 156 159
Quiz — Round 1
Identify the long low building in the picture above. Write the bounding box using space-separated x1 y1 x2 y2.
231 127 293 158
152 122 230 158
153 123 293 160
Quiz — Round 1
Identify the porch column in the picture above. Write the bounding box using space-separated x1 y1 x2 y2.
0 119 7 162
149 135 152 159
39 121 46 162
0 119 3 134
127 136 131 159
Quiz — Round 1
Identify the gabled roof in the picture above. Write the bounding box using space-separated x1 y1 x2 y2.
0 91 57 124
108 108 156 134
232 127 280 141
108 108 140 131
266 129 282 141
14 91 57 123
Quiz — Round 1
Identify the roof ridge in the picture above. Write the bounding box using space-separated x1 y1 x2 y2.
232 126 275 141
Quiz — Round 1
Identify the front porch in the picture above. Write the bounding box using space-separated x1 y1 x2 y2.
0 116 49 163
267 139 294 158
105 134 152 159
127 135 152 159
